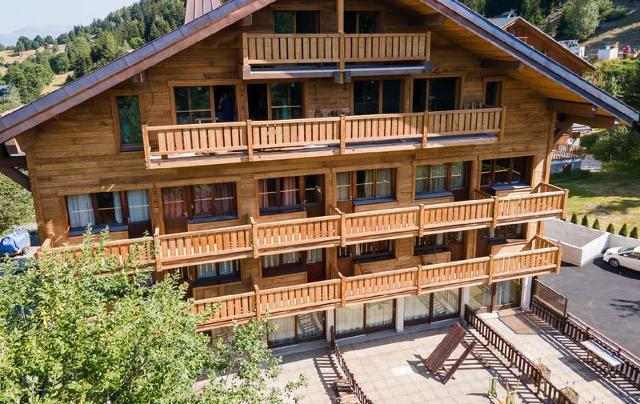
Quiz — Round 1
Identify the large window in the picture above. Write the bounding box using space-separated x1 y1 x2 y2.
481 157 532 189
247 83 303 121
262 249 323 277
66 190 150 233
174 85 237 124
336 168 395 204
195 260 240 285
267 312 325 346
415 162 468 199
345 11 377 33
335 301 394 336
258 177 300 214
404 289 461 325
484 80 504 107
115 95 142 151
274 11 319 33
414 232 463 255
412 78 460 112
162 182 237 222
354 240 394 263
353 80 402 115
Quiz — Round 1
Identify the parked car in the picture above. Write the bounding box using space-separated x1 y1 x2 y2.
603 246 640 271
0 229 31 257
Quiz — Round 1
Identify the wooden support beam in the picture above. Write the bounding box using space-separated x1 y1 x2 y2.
481 59 524 71
410 14 446 27
561 114 618 129
240 14 253 27
0 166 30 191
553 120 574 143
336 0 344 33
132 71 146 84
546 99 597 118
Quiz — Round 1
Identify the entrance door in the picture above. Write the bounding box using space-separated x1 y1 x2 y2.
213 85 237 122
162 187 188 234
305 249 325 282
247 84 268 120
126 190 152 238
303 174 324 217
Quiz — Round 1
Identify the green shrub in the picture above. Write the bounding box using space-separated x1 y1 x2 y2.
606 223 615 233
603 6 627 21
581 215 589 227
619 223 629 237
570 213 578 224
592 218 601 230
630 226 639 239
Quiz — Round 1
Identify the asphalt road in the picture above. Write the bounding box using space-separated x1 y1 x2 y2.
540 257 640 357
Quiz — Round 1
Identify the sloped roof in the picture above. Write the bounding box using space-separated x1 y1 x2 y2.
0 0 637 145
185 0 222 24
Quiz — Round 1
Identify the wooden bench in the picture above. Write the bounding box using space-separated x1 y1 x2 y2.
581 340 623 375
423 322 476 384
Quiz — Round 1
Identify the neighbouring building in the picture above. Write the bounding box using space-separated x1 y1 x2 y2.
0 0 637 346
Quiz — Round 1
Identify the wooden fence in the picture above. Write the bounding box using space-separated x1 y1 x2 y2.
464 307 575 404
531 297 640 387
331 326 375 404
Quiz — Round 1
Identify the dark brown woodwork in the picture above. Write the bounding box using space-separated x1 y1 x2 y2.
410 14 446 26
423 322 466 375
0 150 30 191
442 340 476 384
481 59 524 71
546 99 597 118
562 114 617 129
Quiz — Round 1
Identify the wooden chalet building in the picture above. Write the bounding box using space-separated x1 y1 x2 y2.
1 0 637 345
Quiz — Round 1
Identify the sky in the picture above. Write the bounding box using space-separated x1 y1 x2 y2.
1 0 140 34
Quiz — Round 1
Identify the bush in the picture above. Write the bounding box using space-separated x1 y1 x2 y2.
0 174 35 235
592 218 601 230
602 6 627 21
581 215 590 227
570 212 578 224
606 223 615 233
49 52 70 74
562 0 600 40
619 223 629 237
631 226 639 239
4 61 54 103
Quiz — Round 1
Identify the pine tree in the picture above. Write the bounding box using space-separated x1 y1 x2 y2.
581 215 589 227
570 212 578 224
522 0 545 26
619 223 629 237
563 0 600 40
592 218 601 230
630 226 639 239
606 223 615 233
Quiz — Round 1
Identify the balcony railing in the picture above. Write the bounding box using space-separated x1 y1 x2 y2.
242 32 431 66
194 236 561 330
142 108 505 168
39 184 567 271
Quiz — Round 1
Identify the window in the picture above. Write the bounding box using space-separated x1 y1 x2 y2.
414 231 463 255
262 250 323 277
66 190 150 232
248 83 303 121
484 81 503 107
267 311 325 346
354 80 402 115
115 96 142 150
354 240 394 262
480 157 532 188
258 177 300 214
345 11 377 33
162 182 237 222
337 169 396 203
274 11 318 33
196 260 240 283
412 78 460 112
432 289 460 319
415 162 468 198
174 86 212 124
491 224 524 240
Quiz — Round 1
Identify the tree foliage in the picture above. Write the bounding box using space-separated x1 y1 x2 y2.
592 218 600 230
3 61 53 103
606 223 615 233
460 0 487 14
0 234 304 402
562 0 601 40
587 60 640 111
581 215 589 227
580 126 640 166
0 174 34 236
619 223 629 237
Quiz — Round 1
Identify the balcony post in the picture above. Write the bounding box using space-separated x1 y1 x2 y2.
242 32 249 67
491 196 500 228
422 111 429 149
254 284 262 319
338 272 346 307
499 106 507 141
339 33 346 83
418 204 426 237
339 115 347 155
488 255 495 285
416 265 423 294
250 217 259 258
153 227 162 273
339 211 347 247
246 120 254 161
141 125 151 169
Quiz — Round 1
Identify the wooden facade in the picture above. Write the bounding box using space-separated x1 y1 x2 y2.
5 0 635 336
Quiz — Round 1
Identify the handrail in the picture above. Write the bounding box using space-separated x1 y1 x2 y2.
330 326 375 404
465 307 575 404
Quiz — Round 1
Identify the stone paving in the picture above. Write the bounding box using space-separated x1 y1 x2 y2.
484 313 640 404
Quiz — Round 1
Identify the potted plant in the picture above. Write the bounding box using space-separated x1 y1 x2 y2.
561 384 579 404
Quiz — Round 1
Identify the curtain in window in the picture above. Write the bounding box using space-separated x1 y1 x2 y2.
218 260 238 276
282 252 299 264
429 164 447 193
162 188 185 219
127 190 149 222
197 263 216 279
415 165 429 194
376 169 393 198
336 173 352 201
450 162 465 189
306 249 323 264
281 177 298 207
193 185 212 216
258 180 270 210
404 295 430 322
356 170 374 199
67 194 95 228
215 183 235 214
336 305 364 335
111 193 123 224
365 300 393 328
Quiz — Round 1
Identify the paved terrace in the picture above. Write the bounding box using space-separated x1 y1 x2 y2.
275 314 639 403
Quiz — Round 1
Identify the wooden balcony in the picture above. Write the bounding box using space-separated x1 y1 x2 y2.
142 108 505 169
241 32 431 79
39 184 567 271
194 236 561 330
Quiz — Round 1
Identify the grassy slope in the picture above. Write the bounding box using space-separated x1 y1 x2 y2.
551 165 640 230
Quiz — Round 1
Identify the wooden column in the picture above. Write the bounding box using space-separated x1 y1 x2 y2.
336 0 345 83
337 0 344 33
464 158 481 259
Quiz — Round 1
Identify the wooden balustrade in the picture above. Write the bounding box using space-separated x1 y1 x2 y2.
243 32 430 66
142 108 506 167
42 236 155 266
497 188 566 223
197 239 560 330
42 186 566 269
192 291 256 326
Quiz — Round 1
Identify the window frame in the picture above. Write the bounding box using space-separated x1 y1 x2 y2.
483 78 504 108
480 156 532 190
336 168 397 205
162 182 239 223
273 10 320 34
110 91 144 153
194 260 241 286
261 250 324 277
344 11 378 34
411 77 461 113
258 176 303 215
246 82 305 121
168 81 241 125
353 240 395 263
415 162 469 200
353 79 404 115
